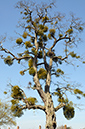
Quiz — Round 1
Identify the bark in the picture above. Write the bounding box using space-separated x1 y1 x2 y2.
55 103 66 112
33 37 57 128
45 93 56 129
45 58 53 93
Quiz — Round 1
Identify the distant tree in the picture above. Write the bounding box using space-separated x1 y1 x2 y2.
0 99 16 126
67 127 72 129
0 1 85 129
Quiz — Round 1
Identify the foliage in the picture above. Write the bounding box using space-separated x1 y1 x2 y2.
22 32 28 38
29 67 36 76
38 68 47 79
57 69 64 75
11 104 23 117
27 97 38 105
11 85 24 100
20 70 25 75
63 104 75 120
0 100 16 126
25 41 33 48
28 58 33 68
4 56 13 66
16 38 23 44
59 34 63 37
38 50 43 58
49 29 56 36
67 28 73 34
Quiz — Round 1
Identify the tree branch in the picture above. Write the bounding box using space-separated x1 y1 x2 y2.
55 103 66 112
45 57 53 93
27 105 45 110
37 62 44 66
43 49 49 70
53 55 68 61
33 74 46 103
0 46 32 61
21 104 45 111
50 35 71 50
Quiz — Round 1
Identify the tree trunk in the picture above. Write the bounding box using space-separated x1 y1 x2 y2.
45 93 56 129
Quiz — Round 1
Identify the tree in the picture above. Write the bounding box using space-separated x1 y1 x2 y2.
0 99 16 126
0 1 85 129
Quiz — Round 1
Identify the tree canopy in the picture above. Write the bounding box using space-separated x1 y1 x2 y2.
0 1 85 129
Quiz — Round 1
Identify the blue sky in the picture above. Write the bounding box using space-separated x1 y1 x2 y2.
0 0 85 129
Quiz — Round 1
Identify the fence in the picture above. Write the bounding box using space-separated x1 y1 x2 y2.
0 125 41 129
8 127 19 129
0 125 67 129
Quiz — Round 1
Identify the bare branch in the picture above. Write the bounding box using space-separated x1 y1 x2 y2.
33 74 46 103
21 104 45 111
43 49 48 70
50 35 71 50
37 62 44 66
55 103 66 112
0 46 32 61
28 105 45 110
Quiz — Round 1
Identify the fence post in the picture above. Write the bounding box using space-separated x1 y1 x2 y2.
17 126 19 129
39 125 41 129
64 125 67 129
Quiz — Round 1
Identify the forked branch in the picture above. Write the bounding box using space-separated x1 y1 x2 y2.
55 103 66 112
50 35 71 50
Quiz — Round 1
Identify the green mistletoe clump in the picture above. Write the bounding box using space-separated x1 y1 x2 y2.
38 68 47 79
16 38 23 45
4 56 13 66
